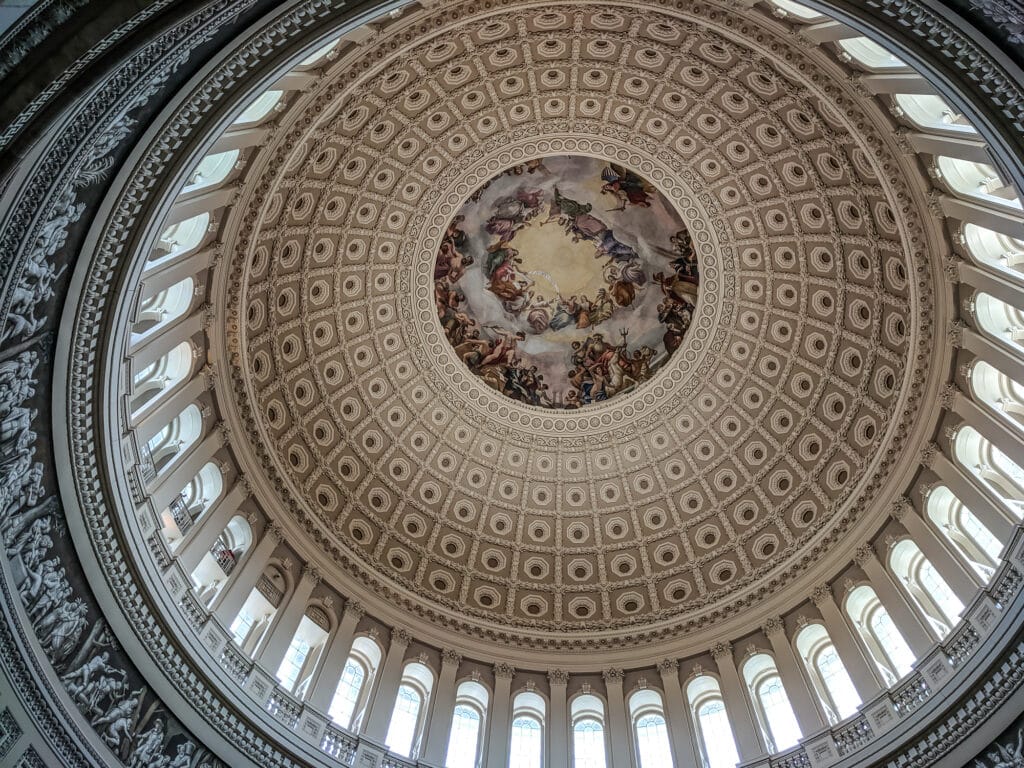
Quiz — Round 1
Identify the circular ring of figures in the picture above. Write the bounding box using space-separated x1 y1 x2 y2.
434 155 699 409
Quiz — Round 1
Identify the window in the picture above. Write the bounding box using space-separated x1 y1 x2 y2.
329 658 365 727
795 624 860 723
890 540 964 636
234 90 283 125
151 212 210 264
927 485 1004 578
228 582 276 656
845 585 916 684
686 676 739 768
132 276 196 344
444 681 488 768
276 615 328 696
182 149 239 194
936 157 1022 208
385 662 434 758
571 694 607 768
130 341 194 418
955 424 1024 517
893 94 977 134
144 403 203 476
836 37 906 69
961 223 1024 281
742 654 801 752
328 636 382 730
510 691 545 768
629 689 674 768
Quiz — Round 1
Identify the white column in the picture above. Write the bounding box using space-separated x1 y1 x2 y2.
132 375 208 442
422 649 462 764
855 545 936 653
907 133 991 164
929 447 1016 540
961 261 1024 312
548 670 569 768
859 72 933 95
147 428 224 509
485 664 514 768
799 19 858 42
210 522 281 623
711 642 764 760
810 586 883 701
168 185 235 223
602 669 631 768
307 601 365 712
256 565 321 676
363 629 411 742
895 498 982 601
139 245 217 299
210 125 271 154
658 659 701 768
762 618 825 735
128 310 204 368
939 196 1024 239
176 476 248 573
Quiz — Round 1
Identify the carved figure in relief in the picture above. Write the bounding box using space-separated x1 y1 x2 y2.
129 717 166 767
976 727 1024 767
92 687 143 748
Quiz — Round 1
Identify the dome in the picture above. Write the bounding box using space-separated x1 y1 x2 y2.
1 1 1024 767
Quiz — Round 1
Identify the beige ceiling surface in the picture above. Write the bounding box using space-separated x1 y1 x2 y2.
222 1 936 650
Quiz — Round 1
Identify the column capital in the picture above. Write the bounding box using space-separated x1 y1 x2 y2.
710 641 733 661
199 363 217 388
391 628 412 649
237 473 252 495
441 648 462 667
810 584 833 607
853 544 876 567
301 563 322 585
938 383 958 409
602 668 625 685
920 442 939 469
657 658 679 675
948 319 966 348
266 521 285 543
761 616 786 637
547 669 569 686
494 663 516 680
344 600 365 620
889 497 913 521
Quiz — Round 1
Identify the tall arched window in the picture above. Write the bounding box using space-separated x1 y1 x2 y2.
328 636 382 730
161 460 222 548
962 223 1024 281
794 624 861 723
836 37 907 69
130 340 194 417
954 424 1024 518
893 94 977 134
276 611 329 696
229 564 285 656
182 149 240 194
926 485 1003 577
189 514 251 604
628 689 674 768
233 90 283 125
936 157 1022 208
144 403 203 476
742 654 802 752
151 212 210 265
385 662 433 758
686 676 739 768
571 694 608 768
971 360 1024 432
445 681 489 768
889 539 964 636
845 585 916 684
131 276 196 344
509 691 545 768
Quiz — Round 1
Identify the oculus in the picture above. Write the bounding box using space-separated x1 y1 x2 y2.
435 155 698 408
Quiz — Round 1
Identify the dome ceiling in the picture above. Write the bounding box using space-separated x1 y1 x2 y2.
223 0 935 650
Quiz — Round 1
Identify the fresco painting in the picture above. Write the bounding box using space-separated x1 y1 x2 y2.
434 155 699 409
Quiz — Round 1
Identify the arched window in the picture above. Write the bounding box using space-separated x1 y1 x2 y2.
741 654 801 752
132 276 196 344
893 94 977 134
385 662 433 758
329 636 382 729
954 424 1024 518
189 514 251 604
161 460 222 548
571 694 608 768
298 37 341 67
971 360 1024 432
794 624 861 723
130 341 194 417
686 676 739 768
277 611 329 696
233 90 283 125
936 156 1022 209
836 37 906 70
974 292 1024 359
845 585 916 685
962 223 1024 281
144 403 203 476
445 681 489 768
509 691 545 768
889 539 964 636
229 564 285 655
926 485 1003 577
182 149 239 194
150 212 210 265
628 689 674 768
769 0 824 21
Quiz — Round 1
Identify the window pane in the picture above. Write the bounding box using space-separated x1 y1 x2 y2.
328 659 365 728
573 719 607 768
636 713 673 768
815 646 860 719
445 705 481 768
757 676 801 751
918 560 964 626
697 700 739 768
870 608 915 677
510 716 543 768
385 685 422 757
276 635 311 691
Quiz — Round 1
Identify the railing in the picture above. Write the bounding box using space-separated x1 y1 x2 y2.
267 690 301 729
168 493 193 535
210 539 237 576
139 443 157 482
832 716 873 756
321 726 358 763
